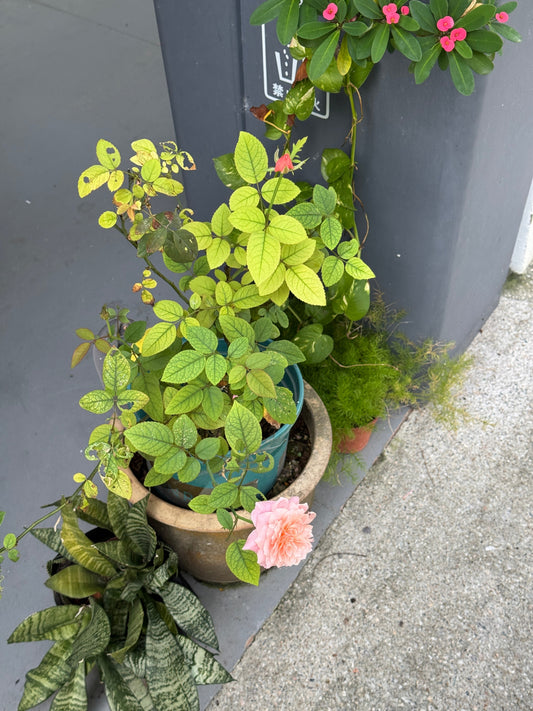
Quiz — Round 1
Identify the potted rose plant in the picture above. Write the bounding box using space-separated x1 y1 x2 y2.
71 129 372 583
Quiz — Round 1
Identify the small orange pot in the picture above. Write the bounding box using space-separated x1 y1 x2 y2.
337 419 378 454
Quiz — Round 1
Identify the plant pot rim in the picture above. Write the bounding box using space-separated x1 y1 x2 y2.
125 380 331 534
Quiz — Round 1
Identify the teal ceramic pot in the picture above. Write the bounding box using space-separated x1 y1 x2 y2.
153 363 304 507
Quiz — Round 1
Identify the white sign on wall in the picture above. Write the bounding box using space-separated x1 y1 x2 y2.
261 25 330 120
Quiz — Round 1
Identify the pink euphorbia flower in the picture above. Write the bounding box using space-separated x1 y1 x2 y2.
495 11 509 23
450 27 467 41
383 3 397 14
323 3 338 21
440 36 456 52
386 12 400 24
401 5 410 15
243 497 316 569
436 15 454 31
274 153 294 173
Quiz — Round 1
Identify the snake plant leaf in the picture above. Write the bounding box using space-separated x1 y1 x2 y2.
61 504 116 578
158 581 219 650
49 660 88 711
76 498 113 531
8 606 84 643
31 527 75 563
107 490 130 540
16 640 76 711
145 600 199 711
67 600 111 665
176 635 234 685
113 664 156 711
125 495 157 561
45 565 106 599
98 654 146 711
109 598 145 664
122 644 147 678
146 550 179 593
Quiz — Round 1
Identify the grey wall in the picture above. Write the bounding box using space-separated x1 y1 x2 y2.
155 0 533 351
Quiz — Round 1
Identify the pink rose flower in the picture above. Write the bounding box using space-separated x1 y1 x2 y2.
323 3 338 21
386 12 400 24
401 5 410 15
383 3 397 14
450 27 467 41
436 15 454 32
495 11 509 23
440 36 456 52
274 153 294 173
242 497 316 569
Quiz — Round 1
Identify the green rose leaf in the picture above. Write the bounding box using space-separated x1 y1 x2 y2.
165 383 204 415
141 157 162 183
285 264 326 306
79 390 115 414
313 184 337 216
98 211 117 229
102 349 130 393
247 230 281 285
266 340 306 365
234 132 268 184
196 437 222 461
153 300 184 323
172 414 198 449
78 165 109 198
211 203 232 237
228 206 265 233
264 386 297 425
286 202 323 229
96 139 121 170
125 421 174 457
229 186 260 211
209 482 239 510
141 322 177 358
267 214 308 245
261 177 301 205
345 257 376 280
188 494 216 514
321 255 345 286
227 336 250 359
186 325 218 354
153 446 187 476
320 216 343 250
219 315 255 345
179 457 202 483
225 401 262 454
246 369 277 398
206 238 231 269
163 350 206 384
216 508 234 531
205 353 227 386
226 540 260 585
202 387 225 421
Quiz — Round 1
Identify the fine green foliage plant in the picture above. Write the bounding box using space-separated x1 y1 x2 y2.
301 300 473 443
8 493 231 711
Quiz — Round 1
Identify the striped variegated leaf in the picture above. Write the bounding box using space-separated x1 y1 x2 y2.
31 527 76 563
60 504 116 578
107 491 130 540
97 654 146 711
115 664 156 711
17 640 75 711
110 598 144 664
147 550 179 593
8 605 84 643
159 581 218 650
176 635 233 685
125 495 157 561
76 498 112 531
68 600 111 665
145 600 199 711
49 660 88 711
45 565 105 599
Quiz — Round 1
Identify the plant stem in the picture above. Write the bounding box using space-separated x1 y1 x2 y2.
142 256 190 306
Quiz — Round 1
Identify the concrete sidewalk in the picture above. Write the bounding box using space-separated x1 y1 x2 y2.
208 268 533 710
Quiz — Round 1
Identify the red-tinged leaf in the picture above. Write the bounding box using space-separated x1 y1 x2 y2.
71 342 90 368
95 339 112 354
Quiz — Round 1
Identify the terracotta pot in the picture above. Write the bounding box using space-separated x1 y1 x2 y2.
125 382 332 584
337 419 378 454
